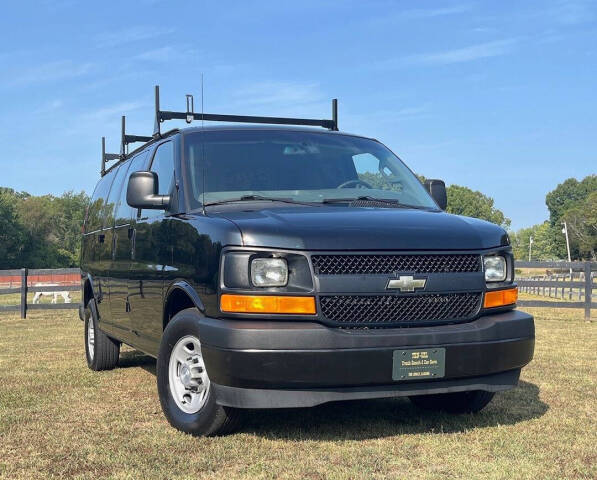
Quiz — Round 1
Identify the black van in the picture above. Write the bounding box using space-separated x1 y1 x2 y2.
80 87 534 436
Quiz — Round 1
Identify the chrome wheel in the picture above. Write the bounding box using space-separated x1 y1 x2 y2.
168 335 210 414
87 316 95 360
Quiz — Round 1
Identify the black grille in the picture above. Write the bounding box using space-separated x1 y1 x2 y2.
320 293 481 326
312 254 481 275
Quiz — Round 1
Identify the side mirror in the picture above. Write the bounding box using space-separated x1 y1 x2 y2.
126 171 170 210
424 179 447 210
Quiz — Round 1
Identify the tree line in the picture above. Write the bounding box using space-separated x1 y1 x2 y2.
0 174 594 269
0 188 88 269
510 175 596 261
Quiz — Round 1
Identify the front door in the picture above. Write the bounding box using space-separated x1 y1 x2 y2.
128 141 176 356
108 152 148 340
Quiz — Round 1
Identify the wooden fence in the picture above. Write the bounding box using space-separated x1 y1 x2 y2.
0 268 80 318
516 261 596 320
1 262 595 320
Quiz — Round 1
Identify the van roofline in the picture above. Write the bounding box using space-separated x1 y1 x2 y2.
178 124 377 141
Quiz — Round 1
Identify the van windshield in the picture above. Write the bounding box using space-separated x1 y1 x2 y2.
183 130 438 209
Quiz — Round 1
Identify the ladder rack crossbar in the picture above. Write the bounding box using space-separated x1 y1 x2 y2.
124 134 153 144
158 110 335 129
153 85 338 136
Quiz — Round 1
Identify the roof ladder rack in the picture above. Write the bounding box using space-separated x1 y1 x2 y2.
152 84 338 136
120 115 152 156
101 137 120 176
101 117 153 176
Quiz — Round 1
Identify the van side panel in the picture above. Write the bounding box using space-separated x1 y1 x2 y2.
109 152 150 343
81 170 117 322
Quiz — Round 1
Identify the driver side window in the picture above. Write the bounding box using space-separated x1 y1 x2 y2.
141 141 174 219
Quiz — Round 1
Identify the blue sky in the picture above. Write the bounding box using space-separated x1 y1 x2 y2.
0 0 595 230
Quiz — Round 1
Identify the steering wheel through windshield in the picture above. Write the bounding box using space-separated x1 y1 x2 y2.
336 179 373 189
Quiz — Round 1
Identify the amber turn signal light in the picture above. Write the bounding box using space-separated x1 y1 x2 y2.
220 294 316 314
483 287 518 308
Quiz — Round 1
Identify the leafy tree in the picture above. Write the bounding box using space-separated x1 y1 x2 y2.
545 175 597 260
446 185 510 229
546 175 597 225
511 222 561 261
15 195 58 267
54 191 89 262
562 191 597 260
0 188 89 268
0 192 26 268
0 187 30 200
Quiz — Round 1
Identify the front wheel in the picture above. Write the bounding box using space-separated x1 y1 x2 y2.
156 308 241 436
409 390 495 414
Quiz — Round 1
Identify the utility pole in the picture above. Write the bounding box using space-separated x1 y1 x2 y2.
562 222 572 276
528 235 533 262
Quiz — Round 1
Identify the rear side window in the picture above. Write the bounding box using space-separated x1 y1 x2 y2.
142 141 174 219
104 164 130 228
115 152 148 225
86 171 116 233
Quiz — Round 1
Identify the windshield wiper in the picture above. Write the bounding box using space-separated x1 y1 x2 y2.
203 195 318 207
322 196 431 210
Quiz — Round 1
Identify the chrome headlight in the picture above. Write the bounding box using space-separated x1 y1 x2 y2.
251 258 288 287
484 256 507 282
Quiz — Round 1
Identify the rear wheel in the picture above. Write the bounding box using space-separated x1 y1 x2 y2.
85 300 120 371
156 308 241 436
409 390 495 414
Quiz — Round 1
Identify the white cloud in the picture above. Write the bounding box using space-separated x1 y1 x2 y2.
133 46 176 62
348 104 432 127
132 46 198 62
402 3 474 19
232 81 325 108
81 101 147 121
379 39 518 68
392 105 430 117
369 3 473 25
2 60 94 87
60 100 149 139
548 0 595 25
34 99 64 114
95 26 174 48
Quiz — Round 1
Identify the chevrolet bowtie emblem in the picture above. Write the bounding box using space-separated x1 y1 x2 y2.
386 275 427 292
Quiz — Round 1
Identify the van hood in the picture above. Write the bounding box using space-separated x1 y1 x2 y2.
207 206 509 251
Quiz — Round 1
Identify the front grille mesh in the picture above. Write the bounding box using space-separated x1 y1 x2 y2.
320 293 481 326
312 254 481 275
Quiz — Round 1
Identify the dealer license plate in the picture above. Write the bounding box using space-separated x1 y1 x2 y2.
392 348 445 381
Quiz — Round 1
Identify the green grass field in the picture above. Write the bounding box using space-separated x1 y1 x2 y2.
0 306 595 479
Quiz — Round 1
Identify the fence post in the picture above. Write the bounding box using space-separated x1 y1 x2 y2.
584 263 592 321
20 268 27 319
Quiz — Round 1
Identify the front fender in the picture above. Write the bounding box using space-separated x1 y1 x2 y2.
164 280 206 313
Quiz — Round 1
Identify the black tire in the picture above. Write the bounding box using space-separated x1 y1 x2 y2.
85 299 120 371
409 390 495 414
157 308 241 436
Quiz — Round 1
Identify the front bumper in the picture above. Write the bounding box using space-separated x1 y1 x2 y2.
199 309 534 408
